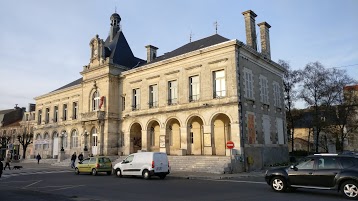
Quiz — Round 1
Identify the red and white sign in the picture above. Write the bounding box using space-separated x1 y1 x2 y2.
226 141 235 149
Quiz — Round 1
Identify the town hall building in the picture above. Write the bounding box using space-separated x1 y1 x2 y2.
24 10 288 172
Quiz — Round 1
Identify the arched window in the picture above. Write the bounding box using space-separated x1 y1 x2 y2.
35 134 42 150
43 133 49 150
71 130 78 148
92 91 100 111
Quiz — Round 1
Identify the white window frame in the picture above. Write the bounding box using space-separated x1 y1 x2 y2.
73 102 78 120
168 80 178 105
259 75 269 104
132 88 140 110
149 84 158 108
213 70 226 98
63 104 67 121
45 108 50 124
54 106 58 122
189 75 200 102
71 130 78 148
273 82 282 108
92 91 100 111
243 68 254 100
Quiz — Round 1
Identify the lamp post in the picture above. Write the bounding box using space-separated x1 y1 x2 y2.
60 131 67 151
83 130 88 151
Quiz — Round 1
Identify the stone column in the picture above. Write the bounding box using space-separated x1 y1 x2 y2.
203 125 212 155
123 131 131 155
179 127 187 155
141 129 148 152
159 128 168 153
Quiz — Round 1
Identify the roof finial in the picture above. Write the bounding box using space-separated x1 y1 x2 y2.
214 21 219 34
189 31 194 42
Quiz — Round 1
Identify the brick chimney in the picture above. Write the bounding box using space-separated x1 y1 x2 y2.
145 45 158 63
242 10 258 50
257 22 271 59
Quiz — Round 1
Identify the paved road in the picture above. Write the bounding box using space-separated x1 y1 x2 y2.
0 170 346 201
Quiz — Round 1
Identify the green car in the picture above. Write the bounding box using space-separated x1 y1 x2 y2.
75 156 112 176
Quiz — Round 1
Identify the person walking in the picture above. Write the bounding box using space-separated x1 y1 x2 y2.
71 152 77 168
4 155 11 170
0 159 3 177
78 152 83 162
36 153 42 164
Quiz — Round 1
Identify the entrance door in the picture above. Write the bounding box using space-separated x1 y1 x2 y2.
53 137 59 158
92 134 98 156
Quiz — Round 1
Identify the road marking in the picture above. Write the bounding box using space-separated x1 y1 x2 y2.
46 185 85 191
23 180 42 189
206 179 266 185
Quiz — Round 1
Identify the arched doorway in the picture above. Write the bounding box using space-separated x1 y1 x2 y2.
166 118 180 155
91 127 98 156
52 132 59 158
129 123 142 153
212 113 231 155
188 116 204 155
147 121 160 152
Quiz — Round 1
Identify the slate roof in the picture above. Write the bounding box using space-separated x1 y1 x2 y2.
51 34 230 93
143 34 230 66
104 31 145 68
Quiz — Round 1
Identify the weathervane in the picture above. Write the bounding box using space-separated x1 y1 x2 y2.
189 31 194 42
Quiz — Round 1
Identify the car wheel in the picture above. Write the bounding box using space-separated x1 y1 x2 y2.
115 169 122 178
142 170 151 180
341 180 358 199
270 176 287 192
75 168 80 175
159 174 166 179
92 168 97 176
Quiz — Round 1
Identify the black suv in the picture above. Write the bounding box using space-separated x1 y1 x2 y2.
265 154 358 199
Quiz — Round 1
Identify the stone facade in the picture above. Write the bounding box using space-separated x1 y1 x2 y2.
24 10 288 171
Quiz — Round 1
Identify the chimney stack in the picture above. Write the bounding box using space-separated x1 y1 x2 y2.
257 22 271 59
242 10 258 50
145 45 158 63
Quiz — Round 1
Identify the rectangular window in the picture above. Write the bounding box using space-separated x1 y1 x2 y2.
54 106 58 122
132 88 140 110
189 75 200 102
213 70 226 98
37 110 42 125
260 75 269 104
168 80 178 105
73 102 78 120
63 104 67 121
244 69 254 99
45 108 50 124
121 96 125 111
273 82 282 107
149 84 158 108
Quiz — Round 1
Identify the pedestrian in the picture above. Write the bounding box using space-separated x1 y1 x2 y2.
78 152 83 162
4 155 11 170
36 153 42 164
0 159 3 177
71 152 77 168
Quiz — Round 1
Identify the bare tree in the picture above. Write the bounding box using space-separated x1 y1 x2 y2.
17 125 33 159
299 62 331 153
280 60 301 152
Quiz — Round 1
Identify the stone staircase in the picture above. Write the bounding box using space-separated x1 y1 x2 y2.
21 155 232 174
168 156 231 174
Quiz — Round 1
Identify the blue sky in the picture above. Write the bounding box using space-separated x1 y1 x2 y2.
0 0 357 110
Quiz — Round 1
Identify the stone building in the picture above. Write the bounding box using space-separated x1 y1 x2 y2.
28 10 288 171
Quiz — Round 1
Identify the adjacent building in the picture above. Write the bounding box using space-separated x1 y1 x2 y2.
26 10 288 171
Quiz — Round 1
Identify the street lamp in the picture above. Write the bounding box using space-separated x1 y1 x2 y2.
61 131 67 151
83 130 88 151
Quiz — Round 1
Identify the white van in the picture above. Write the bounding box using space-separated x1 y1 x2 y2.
113 152 170 179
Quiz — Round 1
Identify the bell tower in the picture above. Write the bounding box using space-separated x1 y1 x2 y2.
110 13 121 41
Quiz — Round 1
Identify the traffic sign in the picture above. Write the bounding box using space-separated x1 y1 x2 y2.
226 141 234 149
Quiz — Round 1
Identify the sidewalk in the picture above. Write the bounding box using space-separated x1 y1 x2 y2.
1 161 265 180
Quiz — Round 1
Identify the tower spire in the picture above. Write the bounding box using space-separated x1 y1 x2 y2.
109 12 121 41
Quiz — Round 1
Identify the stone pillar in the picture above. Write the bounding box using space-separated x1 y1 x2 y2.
124 131 131 155
58 150 66 162
159 128 168 153
141 129 148 152
179 127 187 155
203 125 212 155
